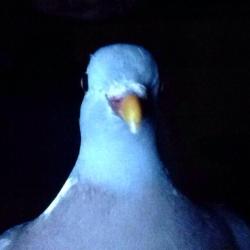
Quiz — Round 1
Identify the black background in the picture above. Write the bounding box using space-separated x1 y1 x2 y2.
0 2 250 233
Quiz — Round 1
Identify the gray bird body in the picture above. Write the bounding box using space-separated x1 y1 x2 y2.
0 44 249 249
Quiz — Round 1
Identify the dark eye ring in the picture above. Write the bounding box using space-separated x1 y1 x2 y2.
80 74 88 92
106 96 123 113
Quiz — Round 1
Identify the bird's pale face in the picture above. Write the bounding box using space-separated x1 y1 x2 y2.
83 44 160 135
105 82 148 134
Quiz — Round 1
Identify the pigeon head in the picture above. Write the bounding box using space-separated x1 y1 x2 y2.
84 44 160 134
86 44 159 93
77 44 163 189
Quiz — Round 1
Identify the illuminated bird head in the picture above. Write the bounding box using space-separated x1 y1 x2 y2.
77 44 163 189
83 44 160 134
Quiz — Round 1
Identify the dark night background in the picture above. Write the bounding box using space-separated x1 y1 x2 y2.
0 1 250 234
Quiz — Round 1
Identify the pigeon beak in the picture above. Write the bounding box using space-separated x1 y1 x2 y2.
119 95 142 134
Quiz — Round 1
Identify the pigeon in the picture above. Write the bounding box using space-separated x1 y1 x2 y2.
0 44 250 250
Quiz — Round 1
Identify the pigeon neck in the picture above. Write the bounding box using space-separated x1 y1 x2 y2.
74 123 168 193
71 93 170 193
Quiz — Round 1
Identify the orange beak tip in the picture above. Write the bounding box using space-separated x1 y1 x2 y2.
119 95 142 134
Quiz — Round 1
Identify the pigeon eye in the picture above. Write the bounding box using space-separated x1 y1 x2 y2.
107 96 123 113
80 75 88 92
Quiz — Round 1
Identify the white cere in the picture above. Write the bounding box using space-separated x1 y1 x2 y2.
107 81 147 99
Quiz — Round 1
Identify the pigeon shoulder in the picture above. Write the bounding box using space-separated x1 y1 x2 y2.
215 206 250 250
0 223 27 249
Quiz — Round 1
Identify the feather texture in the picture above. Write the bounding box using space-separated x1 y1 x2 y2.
1 44 249 250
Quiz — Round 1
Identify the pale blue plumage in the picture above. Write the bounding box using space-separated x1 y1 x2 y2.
86 44 159 91
0 44 249 249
